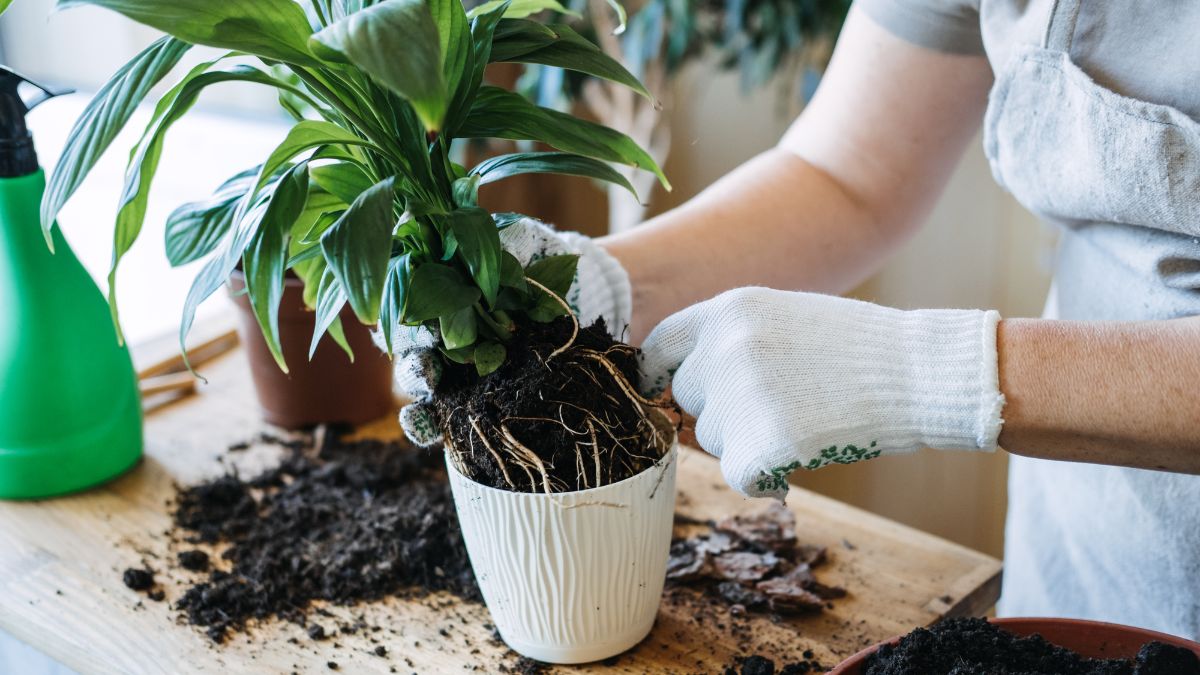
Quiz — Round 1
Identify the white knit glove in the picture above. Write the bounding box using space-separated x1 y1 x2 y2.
640 288 1005 499
381 217 632 446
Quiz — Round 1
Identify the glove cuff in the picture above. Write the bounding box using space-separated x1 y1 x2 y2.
888 308 1005 453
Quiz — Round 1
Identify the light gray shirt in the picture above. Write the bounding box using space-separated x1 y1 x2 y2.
858 0 1200 119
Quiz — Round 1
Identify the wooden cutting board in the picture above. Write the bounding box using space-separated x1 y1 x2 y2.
0 342 1000 674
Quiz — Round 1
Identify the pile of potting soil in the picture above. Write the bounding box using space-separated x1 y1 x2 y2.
864 618 1200 675
165 431 480 642
667 503 845 614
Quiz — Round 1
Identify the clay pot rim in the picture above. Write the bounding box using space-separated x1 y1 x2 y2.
827 617 1200 674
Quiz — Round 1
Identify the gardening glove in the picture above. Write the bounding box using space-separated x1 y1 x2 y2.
639 288 1005 499
382 217 632 447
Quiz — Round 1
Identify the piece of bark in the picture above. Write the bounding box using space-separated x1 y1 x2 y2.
711 552 780 583
715 503 797 552
716 581 769 610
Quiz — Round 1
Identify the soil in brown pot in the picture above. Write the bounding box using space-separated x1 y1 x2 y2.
864 618 1200 675
432 315 676 493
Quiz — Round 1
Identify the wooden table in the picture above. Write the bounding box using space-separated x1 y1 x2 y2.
0 340 1001 674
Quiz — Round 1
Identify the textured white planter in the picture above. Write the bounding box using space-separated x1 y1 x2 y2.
447 430 678 664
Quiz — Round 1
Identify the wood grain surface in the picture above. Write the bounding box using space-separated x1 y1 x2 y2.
0 344 1001 674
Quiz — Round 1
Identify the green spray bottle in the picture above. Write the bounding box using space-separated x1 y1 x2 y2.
0 67 142 499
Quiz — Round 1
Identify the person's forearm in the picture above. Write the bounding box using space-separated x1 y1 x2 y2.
598 7 994 342
998 317 1200 472
602 149 898 341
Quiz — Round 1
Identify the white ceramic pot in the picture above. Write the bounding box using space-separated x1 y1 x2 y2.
447 429 678 664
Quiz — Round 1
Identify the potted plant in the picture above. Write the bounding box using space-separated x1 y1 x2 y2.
44 0 677 662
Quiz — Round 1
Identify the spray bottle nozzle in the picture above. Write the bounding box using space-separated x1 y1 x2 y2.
0 66 73 178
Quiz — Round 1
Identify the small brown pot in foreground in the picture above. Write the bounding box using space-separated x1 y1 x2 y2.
228 270 394 429
829 618 1200 674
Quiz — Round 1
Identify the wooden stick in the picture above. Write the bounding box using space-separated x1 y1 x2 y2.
138 372 197 398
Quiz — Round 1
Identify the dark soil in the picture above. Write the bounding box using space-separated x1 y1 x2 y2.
864 618 1200 675
433 316 675 494
169 432 480 642
667 504 845 616
122 567 155 591
177 550 209 572
725 654 825 675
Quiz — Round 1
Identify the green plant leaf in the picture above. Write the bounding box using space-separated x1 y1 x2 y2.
40 37 190 243
439 305 478 350
257 121 374 194
0 0 15 15
459 87 669 190
110 62 307 333
466 0 580 20
495 23 650 98
603 0 628 35
243 163 309 372
179 170 301 374
311 0 448 131
452 174 480 207
403 263 481 323
327 316 355 361
293 253 326 308
164 166 257 267
499 251 527 291
471 151 637 197
309 162 373 204
320 176 396 325
444 0 509 134
430 0 471 100
487 19 559 62
378 254 410 355
474 341 506 376
310 266 350 360
58 0 317 66
447 207 501 306
525 253 578 299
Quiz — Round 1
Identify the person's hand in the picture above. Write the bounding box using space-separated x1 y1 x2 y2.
381 217 632 446
639 288 1005 499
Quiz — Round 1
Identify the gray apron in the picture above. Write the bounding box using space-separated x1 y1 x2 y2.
984 0 1200 634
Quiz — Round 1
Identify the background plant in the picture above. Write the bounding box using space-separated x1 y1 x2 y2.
40 0 667 376
513 0 850 232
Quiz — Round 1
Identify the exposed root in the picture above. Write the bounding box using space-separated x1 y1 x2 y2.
469 417 516 490
589 420 601 488
500 424 557 494
526 277 578 360
577 348 675 411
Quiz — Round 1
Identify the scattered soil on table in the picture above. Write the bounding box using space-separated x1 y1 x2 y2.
433 316 677 493
725 653 826 674
864 618 1200 675
122 567 154 591
667 503 846 615
168 431 480 642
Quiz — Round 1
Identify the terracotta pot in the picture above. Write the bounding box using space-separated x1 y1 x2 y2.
829 618 1200 674
228 270 394 429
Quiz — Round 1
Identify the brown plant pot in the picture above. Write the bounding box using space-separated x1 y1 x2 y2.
829 618 1200 674
228 270 395 429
